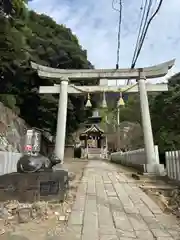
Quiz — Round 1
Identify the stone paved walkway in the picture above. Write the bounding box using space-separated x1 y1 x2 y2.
63 160 180 240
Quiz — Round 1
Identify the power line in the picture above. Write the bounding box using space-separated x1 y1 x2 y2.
121 0 147 85
132 0 163 66
127 0 163 84
112 0 123 70
134 0 153 58
131 0 151 69
126 0 147 85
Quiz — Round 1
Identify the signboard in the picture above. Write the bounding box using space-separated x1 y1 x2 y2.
40 181 60 196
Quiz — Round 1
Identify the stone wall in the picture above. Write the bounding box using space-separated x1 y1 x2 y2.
0 102 28 152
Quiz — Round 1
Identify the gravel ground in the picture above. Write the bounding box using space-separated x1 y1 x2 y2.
0 158 88 240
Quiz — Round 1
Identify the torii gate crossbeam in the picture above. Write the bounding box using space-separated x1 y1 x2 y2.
31 59 175 174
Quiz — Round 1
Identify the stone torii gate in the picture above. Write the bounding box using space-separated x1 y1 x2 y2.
31 59 175 173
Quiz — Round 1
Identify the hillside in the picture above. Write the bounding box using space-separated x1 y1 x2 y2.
0 1 95 141
1 1 180 154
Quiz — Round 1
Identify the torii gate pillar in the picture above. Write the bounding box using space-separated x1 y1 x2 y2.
138 71 162 174
55 78 68 163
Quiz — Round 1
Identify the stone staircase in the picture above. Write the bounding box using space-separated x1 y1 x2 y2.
87 148 102 159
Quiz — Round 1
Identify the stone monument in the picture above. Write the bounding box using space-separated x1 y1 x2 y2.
0 128 69 203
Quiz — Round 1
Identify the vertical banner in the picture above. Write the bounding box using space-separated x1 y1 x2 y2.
24 129 41 155
24 129 34 153
32 130 41 153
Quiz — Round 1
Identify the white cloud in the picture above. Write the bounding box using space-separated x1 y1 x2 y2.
29 0 180 85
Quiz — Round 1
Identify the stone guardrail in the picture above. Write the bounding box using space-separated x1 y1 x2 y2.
165 151 180 181
110 145 160 172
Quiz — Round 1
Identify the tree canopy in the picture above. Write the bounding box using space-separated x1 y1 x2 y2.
0 1 96 140
101 78 180 153
150 74 180 152
1 1 179 151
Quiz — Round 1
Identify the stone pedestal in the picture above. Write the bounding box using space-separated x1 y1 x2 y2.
0 170 69 203
143 164 166 176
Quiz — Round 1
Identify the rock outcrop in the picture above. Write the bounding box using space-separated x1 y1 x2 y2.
0 102 28 152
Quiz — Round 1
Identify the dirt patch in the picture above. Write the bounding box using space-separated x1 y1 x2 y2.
0 158 88 239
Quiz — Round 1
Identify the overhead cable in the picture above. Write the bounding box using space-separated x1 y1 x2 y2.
127 0 163 84
132 0 163 67
112 0 123 69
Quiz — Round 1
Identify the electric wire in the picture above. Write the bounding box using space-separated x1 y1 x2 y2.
131 0 148 69
127 0 163 84
132 0 163 66
112 0 123 70
126 0 147 85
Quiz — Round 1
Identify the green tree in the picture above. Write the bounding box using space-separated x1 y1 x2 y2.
0 7 96 140
150 76 180 152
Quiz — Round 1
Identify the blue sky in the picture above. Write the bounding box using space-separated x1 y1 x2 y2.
28 0 180 83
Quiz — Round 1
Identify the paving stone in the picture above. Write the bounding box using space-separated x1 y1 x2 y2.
68 210 84 225
116 173 128 183
137 190 162 214
72 196 86 211
98 204 116 234
108 196 124 212
104 183 117 197
113 211 133 231
87 181 96 195
157 238 174 240
116 229 136 238
84 196 98 228
151 228 171 237
66 160 179 240
96 180 108 201
113 183 134 209
142 216 164 229
99 226 117 235
119 238 136 240
81 233 99 240
136 203 154 217
102 172 111 184
127 213 149 231
135 230 154 239
168 229 180 238
108 173 119 183
99 235 119 240
155 215 179 229
124 206 139 214
82 225 99 240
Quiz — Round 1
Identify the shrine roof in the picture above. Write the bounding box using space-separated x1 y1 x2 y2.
80 124 104 135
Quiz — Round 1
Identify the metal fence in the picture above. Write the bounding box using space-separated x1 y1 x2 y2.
0 151 22 175
165 151 180 181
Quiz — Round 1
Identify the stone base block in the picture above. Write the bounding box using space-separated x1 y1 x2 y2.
0 170 69 203
143 164 165 176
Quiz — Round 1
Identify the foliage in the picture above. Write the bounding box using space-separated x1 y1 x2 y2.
0 5 95 139
106 77 180 153
150 76 180 152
